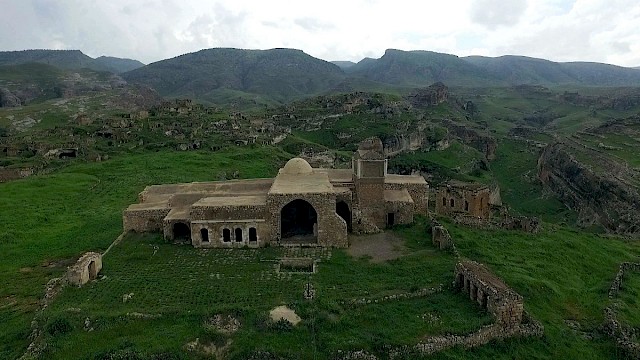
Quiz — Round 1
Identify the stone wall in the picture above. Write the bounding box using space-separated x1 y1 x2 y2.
385 182 429 216
435 185 490 219
431 222 452 250
265 193 348 248
354 179 386 232
67 252 102 286
452 213 540 233
0 167 34 183
191 220 267 248
603 262 640 358
123 207 170 232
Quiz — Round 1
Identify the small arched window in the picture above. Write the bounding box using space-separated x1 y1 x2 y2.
235 228 243 242
223 228 231 242
450 198 455 207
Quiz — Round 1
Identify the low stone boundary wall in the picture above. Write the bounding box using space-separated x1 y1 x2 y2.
341 286 443 308
390 313 543 358
603 262 640 358
452 214 540 233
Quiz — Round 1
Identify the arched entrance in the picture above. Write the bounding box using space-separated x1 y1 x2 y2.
336 201 352 232
173 222 191 242
281 199 318 242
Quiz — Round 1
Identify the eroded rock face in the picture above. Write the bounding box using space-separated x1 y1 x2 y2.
538 143 640 234
0 87 21 107
442 119 497 160
407 82 449 108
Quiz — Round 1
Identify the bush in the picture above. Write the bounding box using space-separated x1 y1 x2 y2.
45 316 73 336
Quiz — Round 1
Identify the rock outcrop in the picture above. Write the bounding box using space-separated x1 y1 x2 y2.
442 119 497 160
0 87 21 107
407 82 448 108
537 142 640 234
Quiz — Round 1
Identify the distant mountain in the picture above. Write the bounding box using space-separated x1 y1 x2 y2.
465 55 640 86
123 48 345 104
94 56 145 73
0 50 144 74
331 61 356 70
346 49 640 87
346 49 498 87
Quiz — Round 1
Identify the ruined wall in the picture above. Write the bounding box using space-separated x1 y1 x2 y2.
123 208 170 232
265 193 348 248
0 168 34 182
385 182 429 216
455 260 524 327
67 252 102 286
385 199 414 226
432 223 452 250
435 186 490 219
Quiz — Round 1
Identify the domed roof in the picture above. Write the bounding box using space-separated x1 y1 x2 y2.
281 157 313 175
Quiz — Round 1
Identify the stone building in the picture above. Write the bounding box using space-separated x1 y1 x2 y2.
435 181 490 219
123 138 428 249
67 252 102 286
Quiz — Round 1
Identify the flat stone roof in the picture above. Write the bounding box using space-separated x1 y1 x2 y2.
192 195 267 207
125 201 170 212
385 174 427 184
164 207 190 221
384 189 414 203
269 171 335 194
446 180 489 190
142 178 274 196
320 168 353 183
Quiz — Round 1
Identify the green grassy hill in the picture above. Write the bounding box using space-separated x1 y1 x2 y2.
123 48 346 105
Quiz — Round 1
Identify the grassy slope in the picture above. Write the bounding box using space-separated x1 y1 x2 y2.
0 147 289 359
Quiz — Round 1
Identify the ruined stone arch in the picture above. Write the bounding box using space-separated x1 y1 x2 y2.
280 199 318 241
172 222 190 242
336 201 352 232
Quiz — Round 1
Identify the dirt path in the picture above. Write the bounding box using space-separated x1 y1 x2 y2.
346 232 407 263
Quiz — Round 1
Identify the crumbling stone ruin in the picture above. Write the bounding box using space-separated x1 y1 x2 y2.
431 222 452 250
67 252 102 286
455 260 523 327
602 262 640 358
123 137 429 248
435 181 490 219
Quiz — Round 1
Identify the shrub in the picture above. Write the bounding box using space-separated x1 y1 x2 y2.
45 316 73 336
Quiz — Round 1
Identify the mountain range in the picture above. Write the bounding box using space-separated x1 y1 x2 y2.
0 50 144 74
2 48 640 105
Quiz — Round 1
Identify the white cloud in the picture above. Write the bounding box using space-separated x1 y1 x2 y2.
0 0 638 67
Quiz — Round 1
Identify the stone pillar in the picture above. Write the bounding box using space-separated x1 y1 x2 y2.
470 283 477 301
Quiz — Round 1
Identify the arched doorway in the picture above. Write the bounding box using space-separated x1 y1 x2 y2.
173 222 190 242
336 201 352 232
281 199 318 242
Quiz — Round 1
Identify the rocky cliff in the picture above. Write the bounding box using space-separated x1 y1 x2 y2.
442 119 497 160
537 143 640 234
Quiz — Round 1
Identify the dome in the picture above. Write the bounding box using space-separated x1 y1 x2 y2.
281 158 313 175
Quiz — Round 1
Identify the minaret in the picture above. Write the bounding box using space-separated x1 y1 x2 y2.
352 137 387 231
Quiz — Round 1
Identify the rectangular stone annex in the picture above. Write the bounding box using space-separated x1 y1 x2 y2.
123 137 429 248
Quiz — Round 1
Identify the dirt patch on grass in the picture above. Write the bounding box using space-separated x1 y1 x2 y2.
347 232 407 263
269 305 301 325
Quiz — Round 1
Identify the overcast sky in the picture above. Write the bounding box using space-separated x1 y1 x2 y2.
1 0 639 67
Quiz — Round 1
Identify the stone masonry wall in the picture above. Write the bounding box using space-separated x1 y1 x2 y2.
191 221 267 248
455 260 524 327
265 193 348 248
435 186 490 219
123 208 170 232
385 182 429 216
67 252 102 286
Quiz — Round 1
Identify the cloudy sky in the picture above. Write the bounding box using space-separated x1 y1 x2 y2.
1 0 639 67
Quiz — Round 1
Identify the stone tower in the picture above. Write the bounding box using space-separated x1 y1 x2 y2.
352 137 388 232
